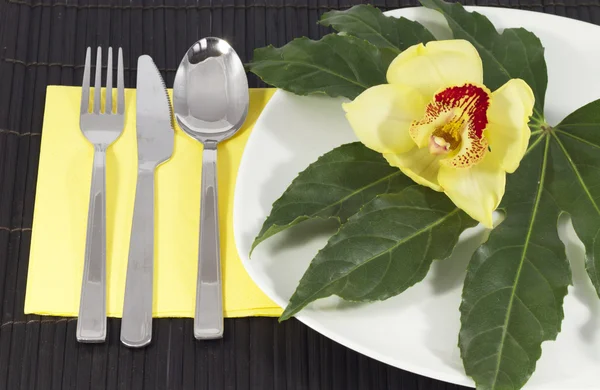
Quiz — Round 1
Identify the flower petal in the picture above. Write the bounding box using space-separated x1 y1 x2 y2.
342 84 427 154
387 40 483 99
385 147 444 191
485 79 535 173
438 156 505 228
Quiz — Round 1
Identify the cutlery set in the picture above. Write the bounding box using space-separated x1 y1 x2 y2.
76 38 249 347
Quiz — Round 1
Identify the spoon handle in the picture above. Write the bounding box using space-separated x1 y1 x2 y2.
195 141 224 339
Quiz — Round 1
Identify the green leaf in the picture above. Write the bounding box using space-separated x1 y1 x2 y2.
459 135 572 389
419 0 547 119
412 2 572 387
280 186 476 321
552 99 600 296
319 4 435 54
247 34 388 100
251 142 413 254
459 96 600 389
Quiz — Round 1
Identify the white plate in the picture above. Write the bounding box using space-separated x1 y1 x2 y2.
233 6 600 388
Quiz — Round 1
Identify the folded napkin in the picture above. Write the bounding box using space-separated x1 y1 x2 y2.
25 86 282 318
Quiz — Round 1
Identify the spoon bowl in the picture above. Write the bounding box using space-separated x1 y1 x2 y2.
174 37 249 141
173 37 249 340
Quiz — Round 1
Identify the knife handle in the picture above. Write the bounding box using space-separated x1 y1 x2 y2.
77 147 107 343
121 167 155 347
195 141 224 340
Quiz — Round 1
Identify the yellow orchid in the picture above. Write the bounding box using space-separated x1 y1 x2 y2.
342 39 535 228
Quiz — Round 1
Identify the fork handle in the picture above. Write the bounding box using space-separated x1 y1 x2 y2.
194 141 223 340
121 167 155 347
77 147 107 343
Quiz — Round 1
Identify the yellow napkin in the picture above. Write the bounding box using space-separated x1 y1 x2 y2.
25 86 283 318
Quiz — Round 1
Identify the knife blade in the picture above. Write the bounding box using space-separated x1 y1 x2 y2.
121 55 174 348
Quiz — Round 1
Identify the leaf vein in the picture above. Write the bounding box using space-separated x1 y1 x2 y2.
253 59 368 89
464 286 514 323
271 171 403 217
289 208 460 315
551 132 600 216
514 294 544 335
554 128 600 151
327 13 401 52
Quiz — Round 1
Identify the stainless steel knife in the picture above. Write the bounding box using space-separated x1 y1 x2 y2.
121 55 174 348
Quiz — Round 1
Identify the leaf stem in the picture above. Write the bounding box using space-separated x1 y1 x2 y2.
526 134 546 155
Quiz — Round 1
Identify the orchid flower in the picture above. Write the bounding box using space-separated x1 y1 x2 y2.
343 39 535 228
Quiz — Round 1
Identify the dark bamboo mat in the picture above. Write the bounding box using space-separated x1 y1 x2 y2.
0 0 598 388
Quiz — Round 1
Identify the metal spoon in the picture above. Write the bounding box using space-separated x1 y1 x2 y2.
173 37 249 339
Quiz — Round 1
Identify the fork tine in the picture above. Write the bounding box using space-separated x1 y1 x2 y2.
80 47 91 114
93 47 102 114
105 47 113 114
117 47 124 115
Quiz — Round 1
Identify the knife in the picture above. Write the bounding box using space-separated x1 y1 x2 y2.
121 55 174 347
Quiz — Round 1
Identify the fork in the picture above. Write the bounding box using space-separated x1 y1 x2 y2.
76 46 125 343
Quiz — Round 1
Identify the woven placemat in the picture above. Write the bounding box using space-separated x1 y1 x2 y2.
1 0 598 388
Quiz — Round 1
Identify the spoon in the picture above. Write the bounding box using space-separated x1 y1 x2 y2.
173 37 249 339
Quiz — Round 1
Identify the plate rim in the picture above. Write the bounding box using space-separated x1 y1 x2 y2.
233 6 600 388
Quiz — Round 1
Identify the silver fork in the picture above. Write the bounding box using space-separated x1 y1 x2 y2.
76 46 125 343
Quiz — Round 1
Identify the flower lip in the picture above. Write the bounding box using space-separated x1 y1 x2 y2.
410 83 491 169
